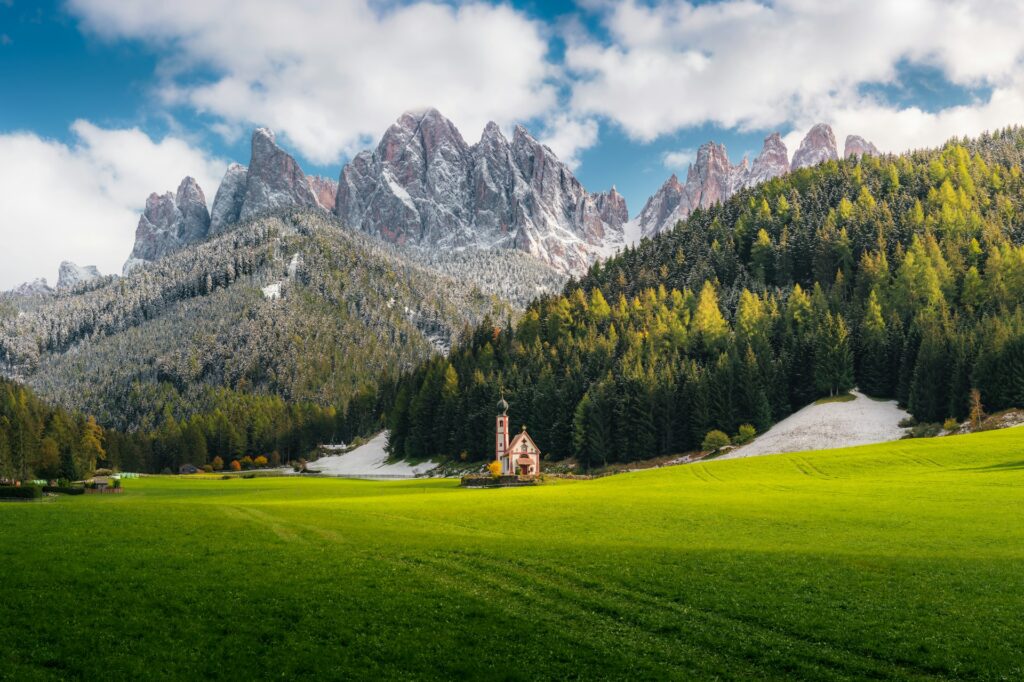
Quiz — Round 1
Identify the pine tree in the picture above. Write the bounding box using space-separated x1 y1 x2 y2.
815 313 854 397
858 290 890 396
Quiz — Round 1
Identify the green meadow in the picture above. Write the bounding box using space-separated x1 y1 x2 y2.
2 430 1023 680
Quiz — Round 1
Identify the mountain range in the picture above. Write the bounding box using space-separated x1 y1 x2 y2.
116 111 876 282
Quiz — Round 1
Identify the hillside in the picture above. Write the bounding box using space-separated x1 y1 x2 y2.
2 429 1021 678
0 209 522 437
387 126 1024 465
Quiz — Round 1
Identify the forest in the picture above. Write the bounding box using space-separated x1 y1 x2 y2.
0 376 383 479
387 127 1024 467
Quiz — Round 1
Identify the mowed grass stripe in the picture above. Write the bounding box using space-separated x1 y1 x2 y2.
1 428 1023 679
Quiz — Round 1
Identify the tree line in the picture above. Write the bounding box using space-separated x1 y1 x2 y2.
387 129 1024 466
0 377 386 479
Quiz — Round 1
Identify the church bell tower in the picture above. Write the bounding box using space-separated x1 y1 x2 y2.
496 393 510 470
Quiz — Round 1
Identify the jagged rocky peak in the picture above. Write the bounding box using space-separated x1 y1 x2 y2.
125 176 211 272
208 128 326 236
687 141 746 208
791 123 839 170
335 108 627 275
637 174 685 239
747 132 790 186
844 134 880 159
637 140 754 240
596 187 628 226
209 163 248 235
57 262 101 289
240 128 320 222
307 175 338 212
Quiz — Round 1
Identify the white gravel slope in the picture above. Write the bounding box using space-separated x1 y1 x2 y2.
720 390 910 460
306 431 436 478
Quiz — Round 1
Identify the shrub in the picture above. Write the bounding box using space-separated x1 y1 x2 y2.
211 456 224 471
943 417 960 432
898 416 918 428
487 460 502 478
734 424 756 445
240 456 254 470
202 464 213 473
253 455 269 468
903 422 943 439
229 460 242 472
701 430 731 452
0 486 42 499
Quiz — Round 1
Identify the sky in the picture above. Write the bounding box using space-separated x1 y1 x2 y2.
1 0 1022 289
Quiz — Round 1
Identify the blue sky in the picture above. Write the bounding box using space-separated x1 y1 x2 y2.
1 0 1021 288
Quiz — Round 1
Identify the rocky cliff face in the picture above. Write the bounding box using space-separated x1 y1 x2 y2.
638 135 787 238
308 176 338 212
125 177 211 272
335 109 627 275
844 135 880 159
207 129 324 238
791 123 839 170
746 132 791 187
209 163 248 235
57 262 101 289
240 129 320 221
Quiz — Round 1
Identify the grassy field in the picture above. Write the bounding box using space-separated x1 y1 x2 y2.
2 430 1023 680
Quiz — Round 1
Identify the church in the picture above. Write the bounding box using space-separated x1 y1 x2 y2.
495 395 541 476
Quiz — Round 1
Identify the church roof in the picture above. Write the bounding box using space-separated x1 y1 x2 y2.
507 429 539 454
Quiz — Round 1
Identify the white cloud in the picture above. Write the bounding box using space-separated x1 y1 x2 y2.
539 114 599 170
68 0 558 165
662 148 695 170
0 122 224 289
566 0 1024 151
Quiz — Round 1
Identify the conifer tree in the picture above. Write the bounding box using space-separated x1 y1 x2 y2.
858 290 890 396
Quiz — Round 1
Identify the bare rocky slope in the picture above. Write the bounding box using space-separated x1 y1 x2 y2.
335 109 628 275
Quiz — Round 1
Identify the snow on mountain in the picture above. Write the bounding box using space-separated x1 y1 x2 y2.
6 278 53 297
57 262 101 289
334 109 628 275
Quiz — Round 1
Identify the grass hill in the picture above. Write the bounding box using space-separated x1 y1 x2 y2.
2 429 1021 679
